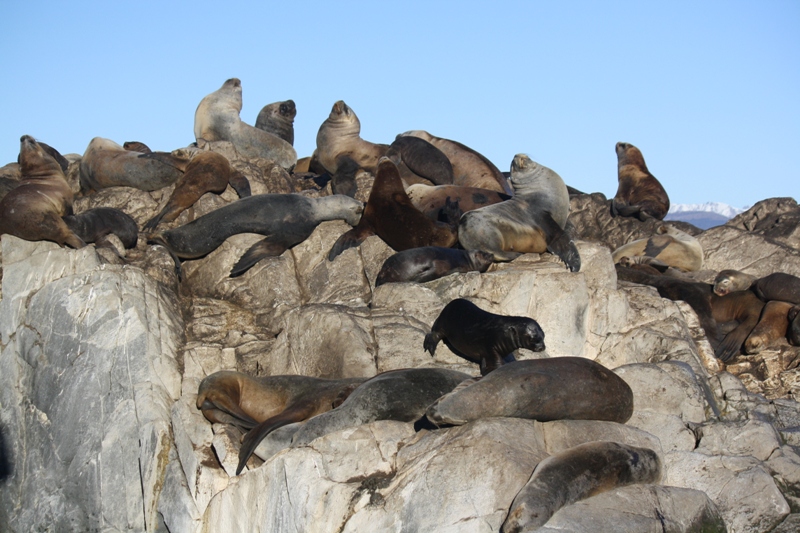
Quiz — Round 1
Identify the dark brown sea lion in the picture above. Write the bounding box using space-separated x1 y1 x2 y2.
150 193 364 277
424 298 545 375
195 371 366 475
405 183 510 221
458 154 580 272
143 151 251 231
0 136 85 248
254 99 296 145
713 270 800 304
328 157 460 260
789 306 800 346
611 142 670 221
375 247 494 286
426 357 634 426
388 135 454 186
122 141 152 154
612 224 703 271
399 130 512 194
79 137 189 192
63 207 138 249
194 78 297 169
744 300 795 354
501 441 662 533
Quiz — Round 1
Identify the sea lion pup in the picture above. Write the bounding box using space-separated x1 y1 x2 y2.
457 154 581 272
426 357 634 426
195 371 366 475
424 298 546 375
79 137 189 193
254 99 296 145
143 151 251 231
0 136 85 248
744 300 795 354
328 157 461 260
714 269 800 304
289 368 471 447
376 247 494 286
399 130 513 194
150 193 364 277
405 183 510 221
611 141 670 221
501 441 662 533
789 306 800 346
611 224 703 271
193 78 297 169
122 141 152 154
63 207 139 249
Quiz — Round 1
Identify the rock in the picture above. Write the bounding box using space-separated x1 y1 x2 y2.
726 197 800 250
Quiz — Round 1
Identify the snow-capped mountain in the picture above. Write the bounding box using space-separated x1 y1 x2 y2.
665 202 747 230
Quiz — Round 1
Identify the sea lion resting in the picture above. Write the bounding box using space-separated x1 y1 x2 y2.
151 193 364 277
64 207 138 250
611 142 670 221
612 224 703 272
713 269 800 304
405 183 510 221
458 154 580 272
376 247 494 286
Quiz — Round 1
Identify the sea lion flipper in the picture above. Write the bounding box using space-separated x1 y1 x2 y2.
539 211 581 272
423 331 442 356
331 155 359 198
143 206 172 232
611 198 641 218
390 136 454 185
230 238 288 277
236 403 316 475
643 235 672 258
138 151 190 172
716 325 750 362
328 228 369 261
228 170 251 199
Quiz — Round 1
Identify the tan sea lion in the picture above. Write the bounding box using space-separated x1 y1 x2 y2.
375 247 494 286
328 157 461 260
611 142 670 221
612 224 703 271
193 78 297 169
501 441 662 532
713 270 800 304
254 99 296 145
744 300 795 354
405 183 510 221
143 151 251 231
0 135 85 248
457 154 580 271
195 371 366 475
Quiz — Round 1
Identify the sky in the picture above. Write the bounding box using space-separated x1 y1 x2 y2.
1 1 797 209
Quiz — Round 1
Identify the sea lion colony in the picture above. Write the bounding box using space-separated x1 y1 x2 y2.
1 77 795 530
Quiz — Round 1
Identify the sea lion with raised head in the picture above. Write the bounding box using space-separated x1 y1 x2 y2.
424 298 546 375
405 183 510 221
501 441 662 533
612 224 703 271
744 300 795 354
196 371 366 475
194 78 297 169
151 193 364 277
255 99 296 145
0 135 85 248
714 270 800 304
457 154 580 271
611 142 670 221
375 247 494 286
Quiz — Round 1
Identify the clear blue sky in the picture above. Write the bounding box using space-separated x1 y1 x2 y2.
1 1 797 208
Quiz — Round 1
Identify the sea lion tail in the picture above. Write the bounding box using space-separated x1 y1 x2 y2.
236 405 314 475
230 237 287 277
148 234 183 280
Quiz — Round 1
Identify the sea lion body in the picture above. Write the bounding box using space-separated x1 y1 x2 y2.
152 193 363 276
255 99 296 145
714 270 800 304
79 137 188 192
501 441 662 533
195 371 366 475
143 151 251 231
744 300 794 354
789 306 800 346
458 154 580 271
290 368 471 447
122 141 152 154
375 247 494 286
424 298 545 375
612 224 703 271
63 207 138 249
328 158 460 260
405 183 510 221
611 142 670 221
194 78 297 169
0 136 84 248
426 357 634 426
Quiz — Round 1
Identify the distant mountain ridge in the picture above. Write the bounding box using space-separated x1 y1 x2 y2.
665 202 747 230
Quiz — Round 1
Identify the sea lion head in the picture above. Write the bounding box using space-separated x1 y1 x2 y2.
467 250 495 272
19 135 62 177
279 100 297 120
511 153 536 174
328 100 360 130
713 269 751 296
615 142 647 170
509 318 546 353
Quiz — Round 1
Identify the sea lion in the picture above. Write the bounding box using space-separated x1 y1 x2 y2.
501 441 662 533
713 270 800 304
289 368 471 447
424 298 545 375
193 78 297 169
789 306 800 346
457 154 580 272
19 141 70 173
79 137 189 192
426 357 634 426
612 224 703 271
399 130 512 194
328 157 460 260
195 371 366 475
744 300 795 354
0 135 85 248
122 141 152 154
611 142 670 221
375 247 494 286
388 135 454 186
143 151 251 231
150 193 364 277
254 99 296 145
405 183 510 221
63 207 138 249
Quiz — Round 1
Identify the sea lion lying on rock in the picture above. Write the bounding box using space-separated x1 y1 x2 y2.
612 224 702 271
376 247 494 286
714 269 800 304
